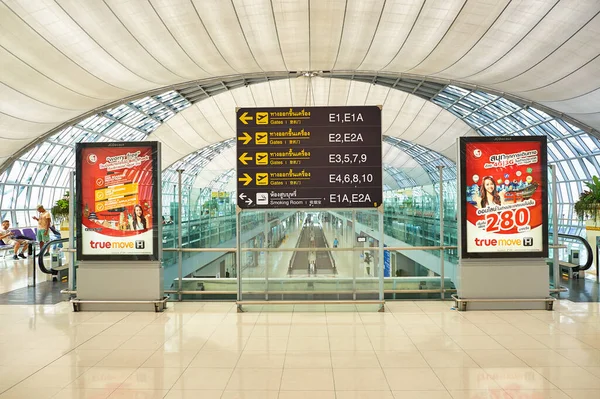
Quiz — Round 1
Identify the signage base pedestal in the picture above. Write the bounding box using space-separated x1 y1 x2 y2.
75 261 164 312
458 259 550 311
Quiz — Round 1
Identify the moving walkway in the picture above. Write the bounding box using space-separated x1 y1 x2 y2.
288 218 336 276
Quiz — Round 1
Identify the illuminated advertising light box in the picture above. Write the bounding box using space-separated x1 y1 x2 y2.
459 137 548 259
76 142 160 261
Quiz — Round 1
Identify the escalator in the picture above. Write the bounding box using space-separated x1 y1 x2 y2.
37 238 69 281
288 220 336 276
288 227 309 275
312 225 335 274
556 233 594 277
553 233 597 302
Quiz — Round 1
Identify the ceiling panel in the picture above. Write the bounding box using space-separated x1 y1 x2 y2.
1 0 600 172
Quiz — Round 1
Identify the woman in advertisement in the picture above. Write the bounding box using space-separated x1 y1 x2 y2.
474 176 504 208
130 204 148 231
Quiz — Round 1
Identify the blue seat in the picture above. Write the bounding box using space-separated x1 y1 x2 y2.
10 229 23 238
0 241 14 258
22 228 36 241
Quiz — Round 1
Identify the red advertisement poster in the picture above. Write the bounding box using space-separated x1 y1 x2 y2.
460 137 548 258
77 143 159 260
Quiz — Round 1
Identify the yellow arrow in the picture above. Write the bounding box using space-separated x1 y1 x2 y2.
237 132 252 145
239 112 253 125
238 152 253 165
238 173 252 186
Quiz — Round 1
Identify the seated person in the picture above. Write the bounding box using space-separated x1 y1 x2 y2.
0 220 29 259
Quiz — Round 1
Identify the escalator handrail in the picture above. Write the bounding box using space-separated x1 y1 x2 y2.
38 238 69 275
557 233 593 272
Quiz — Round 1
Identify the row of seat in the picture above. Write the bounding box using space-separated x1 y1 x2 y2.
0 227 49 259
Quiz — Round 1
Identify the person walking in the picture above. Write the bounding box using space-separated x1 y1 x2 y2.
364 251 372 276
32 204 51 255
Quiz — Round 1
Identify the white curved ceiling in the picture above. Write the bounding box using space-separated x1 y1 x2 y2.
1 0 599 167
150 77 476 169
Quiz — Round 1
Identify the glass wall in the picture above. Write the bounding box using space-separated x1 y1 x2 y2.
0 90 191 228
2 81 598 302
433 85 600 237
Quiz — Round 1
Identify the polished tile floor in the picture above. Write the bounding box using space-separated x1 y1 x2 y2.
0 281 68 305
0 300 599 399
0 257 34 295
561 275 600 303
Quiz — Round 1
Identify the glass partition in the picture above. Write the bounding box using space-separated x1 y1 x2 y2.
380 183 454 299
160 181 459 302
162 250 179 292
163 185 242 294
157 163 578 303
237 210 376 301
354 210 382 300
50 162 581 302
178 251 237 300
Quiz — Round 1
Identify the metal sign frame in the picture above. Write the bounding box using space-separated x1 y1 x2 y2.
75 141 161 261
235 106 383 210
458 136 549 259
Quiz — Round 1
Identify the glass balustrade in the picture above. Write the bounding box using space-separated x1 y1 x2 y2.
59 164 583 303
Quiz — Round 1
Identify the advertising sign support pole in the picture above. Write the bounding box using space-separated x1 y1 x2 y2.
438 166 445 300
378 205 385 312
236 207 243 312
551 165 560 296
352 210 357 301
68 171 75 292
177 169 184 302
264 211 269 301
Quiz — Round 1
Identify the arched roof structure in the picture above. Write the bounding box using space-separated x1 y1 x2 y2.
1 0 600 234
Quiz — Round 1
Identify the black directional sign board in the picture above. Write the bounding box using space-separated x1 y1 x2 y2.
236 106 382 209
